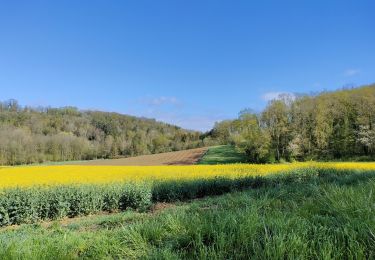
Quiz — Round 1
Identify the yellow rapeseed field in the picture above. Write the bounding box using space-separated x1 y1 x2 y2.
1 162 375 189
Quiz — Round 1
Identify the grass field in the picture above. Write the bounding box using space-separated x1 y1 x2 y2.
0 168 374 259
1 148 375 259
198 145 248 164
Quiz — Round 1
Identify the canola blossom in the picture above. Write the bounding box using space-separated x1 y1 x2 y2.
1 162 375 189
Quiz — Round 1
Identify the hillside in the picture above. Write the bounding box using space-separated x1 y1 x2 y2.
0 100 204 165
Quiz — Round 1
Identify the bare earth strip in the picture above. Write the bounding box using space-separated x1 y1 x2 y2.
70 147 208 166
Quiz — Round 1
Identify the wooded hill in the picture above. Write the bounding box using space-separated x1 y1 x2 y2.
211 84 375 162
2 84 375 165
0 100 203 165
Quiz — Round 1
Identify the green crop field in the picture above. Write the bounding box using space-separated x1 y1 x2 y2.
1 167 374 259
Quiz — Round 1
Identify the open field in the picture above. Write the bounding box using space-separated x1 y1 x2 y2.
71 147 208 166
1 167 374 259
27 145 240 167
1 152 375 258
0 164 290 188
197 145 248 164
3 162 375 188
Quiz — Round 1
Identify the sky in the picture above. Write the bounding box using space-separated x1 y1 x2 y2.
0 1 374 131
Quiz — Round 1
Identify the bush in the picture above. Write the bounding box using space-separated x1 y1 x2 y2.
119 184 152 211
0 197 9 226
0 183 152 227
102 185 122 212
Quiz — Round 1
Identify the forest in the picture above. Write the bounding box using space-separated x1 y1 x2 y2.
211 84 375 162
1 84 375 165
0 100 203 165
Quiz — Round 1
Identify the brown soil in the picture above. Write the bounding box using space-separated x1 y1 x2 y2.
70 147 208 166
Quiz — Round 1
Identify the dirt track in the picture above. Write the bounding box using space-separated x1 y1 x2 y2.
71 147 208 166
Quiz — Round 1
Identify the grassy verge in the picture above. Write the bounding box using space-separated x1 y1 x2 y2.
197 145 248 164
1 169 374 259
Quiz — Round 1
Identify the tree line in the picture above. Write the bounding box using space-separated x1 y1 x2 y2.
0 100 207 165
2 84 374 165
210 84 375 163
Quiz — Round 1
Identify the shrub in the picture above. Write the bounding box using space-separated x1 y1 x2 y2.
119 184 152 211
0 183 152 226
0 197 9 227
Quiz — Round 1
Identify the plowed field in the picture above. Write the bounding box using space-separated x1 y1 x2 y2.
71 147 208 166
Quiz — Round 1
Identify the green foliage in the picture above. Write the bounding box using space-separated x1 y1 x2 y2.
197 145 248 164
118 184 152 211
0 102 205 165
211 84 375 162
152 178 235 202
0 202 9 227
0 183 152 227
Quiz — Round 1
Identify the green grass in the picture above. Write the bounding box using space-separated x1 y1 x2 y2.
198 145 248 164
1 169 375 259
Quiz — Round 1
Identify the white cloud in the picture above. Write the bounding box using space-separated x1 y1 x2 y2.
344 69 360 77
147 96 180 106
262 92 296 102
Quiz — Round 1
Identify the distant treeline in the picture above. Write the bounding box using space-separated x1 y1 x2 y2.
0 100 209 165
2 84 375 165
211 84 375 163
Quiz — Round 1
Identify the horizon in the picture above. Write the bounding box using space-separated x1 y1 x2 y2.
2 82 375 132
1 1 374 131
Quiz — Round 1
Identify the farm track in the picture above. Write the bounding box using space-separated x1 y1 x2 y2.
69 147 209 166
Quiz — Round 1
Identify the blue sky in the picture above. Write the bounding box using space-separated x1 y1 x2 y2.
1 1 374 131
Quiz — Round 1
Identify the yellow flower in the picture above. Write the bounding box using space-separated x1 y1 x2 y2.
1 162 375 189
